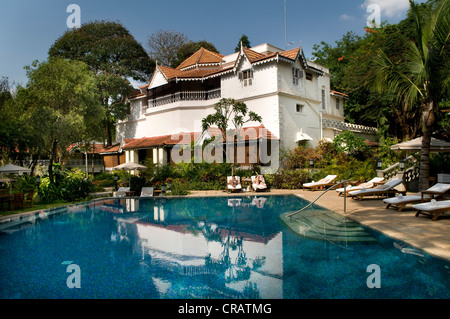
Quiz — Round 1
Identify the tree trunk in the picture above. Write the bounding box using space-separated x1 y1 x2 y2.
105 119 112 146
48 140 58 184
418 101 435 191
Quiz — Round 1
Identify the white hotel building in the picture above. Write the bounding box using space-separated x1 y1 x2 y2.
113 43 376 169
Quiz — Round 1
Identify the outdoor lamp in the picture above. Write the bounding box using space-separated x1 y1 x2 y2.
309 159 314 167
399 159 405 170
377 159 382 169
114 173 118 181
36 175 41 184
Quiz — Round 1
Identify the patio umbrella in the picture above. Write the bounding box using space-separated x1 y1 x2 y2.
112 162 147 171
390 137 450 153
0 163 31 174
111 162 147 188
0 164 31 194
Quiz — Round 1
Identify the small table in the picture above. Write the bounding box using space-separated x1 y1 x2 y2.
241 178 252 190
125 191 135 197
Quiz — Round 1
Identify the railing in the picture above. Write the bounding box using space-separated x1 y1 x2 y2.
65 159 104 167
287 180 351 218
149 88 221 108
322 119 378 134
15 159 104 168
376 155 416 180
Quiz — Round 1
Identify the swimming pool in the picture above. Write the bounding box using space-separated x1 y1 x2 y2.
0 195 449 299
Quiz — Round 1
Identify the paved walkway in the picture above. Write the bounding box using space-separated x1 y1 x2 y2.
188 189 450 261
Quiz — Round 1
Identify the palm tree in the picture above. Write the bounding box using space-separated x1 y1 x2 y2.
371 0 449 190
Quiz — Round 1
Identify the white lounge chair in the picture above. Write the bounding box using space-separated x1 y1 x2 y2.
227 176 242 193
251 175 268 192
349 179 405 200
335 177 384 196
302 175 337 191
114 187 130 197
413 199 450 221
384 183 450 211
140 187 154 197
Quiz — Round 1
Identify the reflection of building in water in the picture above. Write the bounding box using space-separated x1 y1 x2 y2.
113 198 283 299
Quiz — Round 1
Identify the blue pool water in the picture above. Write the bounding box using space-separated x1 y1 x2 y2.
0 195 449 299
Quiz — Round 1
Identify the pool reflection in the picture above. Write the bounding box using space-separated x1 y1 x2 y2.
109 196 283 299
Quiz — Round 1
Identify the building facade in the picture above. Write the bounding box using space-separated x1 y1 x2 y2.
115 43 376 170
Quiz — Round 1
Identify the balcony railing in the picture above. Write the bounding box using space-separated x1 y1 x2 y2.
149 88 221 108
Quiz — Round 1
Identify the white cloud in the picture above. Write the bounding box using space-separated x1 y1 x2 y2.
340 14 355 21
362 0 410 19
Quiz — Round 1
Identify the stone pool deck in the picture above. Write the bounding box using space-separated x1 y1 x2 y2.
188 189 450 262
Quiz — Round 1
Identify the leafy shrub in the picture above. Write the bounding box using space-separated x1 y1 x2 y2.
332 131 371 160
13 174 38 192
271 169 310 189
60 169 94 201
38 177 62 203
167 180 190 195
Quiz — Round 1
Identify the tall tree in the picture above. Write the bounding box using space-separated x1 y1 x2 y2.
19 58 105 183
370 0 449 190
235 35 251 52
49 20 154 146
147 29 188 67
202 98 262 174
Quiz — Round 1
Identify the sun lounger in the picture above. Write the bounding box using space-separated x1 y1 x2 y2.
384 183 450 211
302 175 337 191
114 187 130 197
140 187 154 197
349 179 405 200
227 176 242 193
251 175 268 192
413 200 450 221
335 177 384 196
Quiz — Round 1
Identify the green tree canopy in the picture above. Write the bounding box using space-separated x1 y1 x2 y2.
48 20 155 145
17 58 105 183
235 35 251 52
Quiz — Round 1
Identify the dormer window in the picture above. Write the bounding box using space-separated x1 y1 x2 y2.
239 69 253 87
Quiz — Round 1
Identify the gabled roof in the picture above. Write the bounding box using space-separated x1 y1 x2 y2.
176 47 224 70
139 43 325 90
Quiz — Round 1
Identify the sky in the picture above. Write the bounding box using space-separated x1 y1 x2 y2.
0 0 422 88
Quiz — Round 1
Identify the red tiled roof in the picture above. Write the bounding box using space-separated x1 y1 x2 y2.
122 132 197 150
331 90 349 98
176 47 224 70
206 124 278 141
68 143 114 154
98 143 122 154
138 45 323 92
279 48 299 60
122 125 278 150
